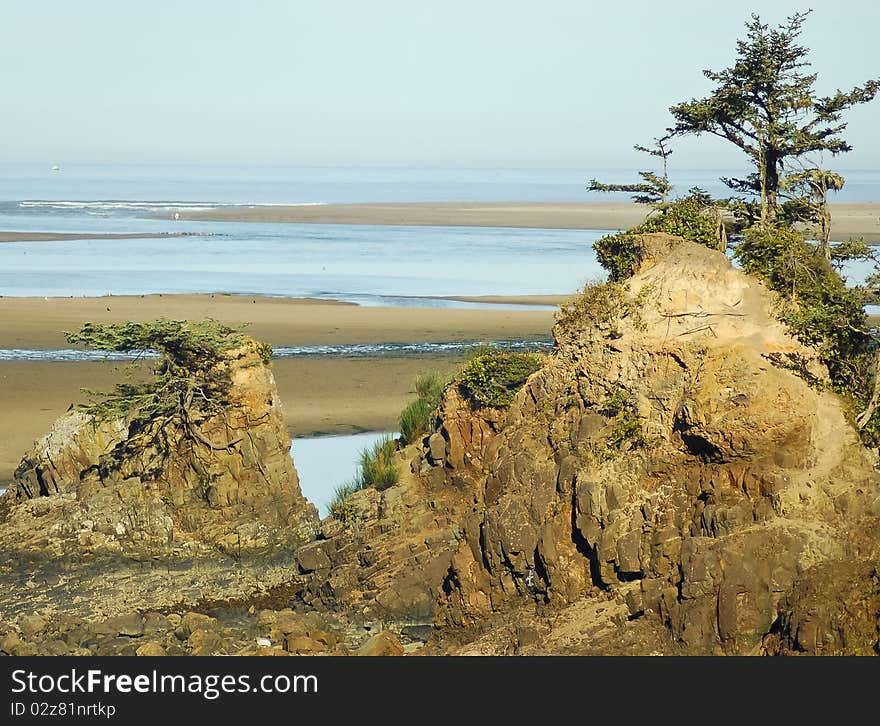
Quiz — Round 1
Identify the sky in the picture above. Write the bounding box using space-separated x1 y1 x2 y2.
2 0 878 169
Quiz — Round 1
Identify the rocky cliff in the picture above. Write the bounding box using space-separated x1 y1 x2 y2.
3 237 878 656
300 234 880 655
4 338 316 557
0 335 319 625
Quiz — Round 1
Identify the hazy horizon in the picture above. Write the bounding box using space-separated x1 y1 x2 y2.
3 1 879 169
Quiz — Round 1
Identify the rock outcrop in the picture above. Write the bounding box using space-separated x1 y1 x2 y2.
298 234 880 655
3 236 878 656
0 336 320 624
4 338 317 557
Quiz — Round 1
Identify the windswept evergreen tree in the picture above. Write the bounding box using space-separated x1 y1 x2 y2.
780 168 845 258
669 10 878 227
588 134 673 205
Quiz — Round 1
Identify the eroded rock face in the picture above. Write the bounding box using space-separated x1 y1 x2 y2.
2 340 317 558
293 237 880 654
763 554 880 656
425 234 880 654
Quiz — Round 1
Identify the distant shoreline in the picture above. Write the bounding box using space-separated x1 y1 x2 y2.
0 231 217 243
153 200 880 241
3 201 878 241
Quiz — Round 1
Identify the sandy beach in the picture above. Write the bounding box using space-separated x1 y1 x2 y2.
0 294 555 350
0 294 555 481
165 201 653 230
158 200 880 241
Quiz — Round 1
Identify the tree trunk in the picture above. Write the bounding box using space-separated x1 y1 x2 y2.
856 350 880 431
711 207 728 251
819 206 832 261
764 152 779 225
759 150 769 227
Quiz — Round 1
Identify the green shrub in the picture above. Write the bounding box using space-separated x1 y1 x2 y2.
638 194 722 248
398 371 446 444
599 383 631 417
556 281 646 337
593 231 647 283
355 435 400 491
415 371 445 399
464 343 496 361
255 341 273 364
735 226 878 443
330 435 401 518
594 193 725 281
64 319 261 473
328 482 359 521
66 318 249 421
399 397 437 444
595 384 647 458
458 351 544 408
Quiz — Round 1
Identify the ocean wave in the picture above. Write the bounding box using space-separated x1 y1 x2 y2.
0 349 160 362
15 200 327 210
16 200 221 212
271 340 553 357
0 340 553 362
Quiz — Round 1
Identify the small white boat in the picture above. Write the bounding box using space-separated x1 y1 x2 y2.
51 165 60 172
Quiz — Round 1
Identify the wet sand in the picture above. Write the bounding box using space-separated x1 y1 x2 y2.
162 201 651 230
0 294 555 350
0 355 465 482
156 200 880 241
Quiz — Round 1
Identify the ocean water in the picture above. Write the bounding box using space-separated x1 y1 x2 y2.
0 164 877 300
0 340 554 362
1 165 876 497
292 432 395 518
0 222 605 300
2 164 880 207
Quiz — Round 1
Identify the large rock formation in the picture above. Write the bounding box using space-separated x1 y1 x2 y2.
299 234 880 655
3 338 317 557
3 236 878 655
0 336 321 625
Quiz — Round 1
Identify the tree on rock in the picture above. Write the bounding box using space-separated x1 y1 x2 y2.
588 134 674 205
669 10 878 227
779 168 845 259
66 319 264 456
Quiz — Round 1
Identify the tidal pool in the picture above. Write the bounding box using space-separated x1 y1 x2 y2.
291 431 396 518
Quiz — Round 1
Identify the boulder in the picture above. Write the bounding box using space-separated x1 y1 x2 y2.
175 612 218 640
18 614 47 637
356 631 405 656
187 629 227 656
135 642 166 657
0 632 22 654
283 635 326 654
430 235 880 654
